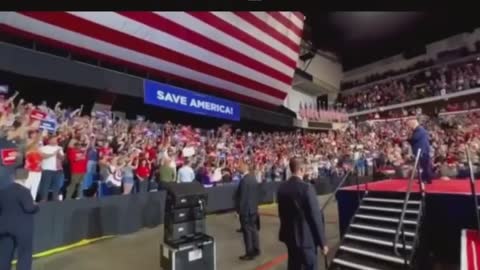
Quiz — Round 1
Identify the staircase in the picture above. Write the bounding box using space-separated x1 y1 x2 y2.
330 191 425 270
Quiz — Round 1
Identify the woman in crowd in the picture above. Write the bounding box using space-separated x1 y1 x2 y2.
24 131 44 200
105 156 123 195
122 155 137 195
135 158 151 193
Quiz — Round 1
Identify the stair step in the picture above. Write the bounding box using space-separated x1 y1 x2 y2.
339 244 408 264
363 197 420 205
333 258 382 270
344 233 413 250
333 253 405 270
359 205 419 214
355 214 417 225
350 223 415 237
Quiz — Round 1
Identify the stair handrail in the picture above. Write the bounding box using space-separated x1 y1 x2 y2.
321 170 353 212
467 147 480 236
393 149 422 258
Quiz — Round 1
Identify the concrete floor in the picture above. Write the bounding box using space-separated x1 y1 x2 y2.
29 195 340 270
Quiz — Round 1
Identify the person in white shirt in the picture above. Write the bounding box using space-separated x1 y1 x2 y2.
177 158 195 183
37 136 64 202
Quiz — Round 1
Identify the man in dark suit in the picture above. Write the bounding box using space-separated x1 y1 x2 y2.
0 169 39 270
406 118 433 184
277 157 328 270
234 161 260 261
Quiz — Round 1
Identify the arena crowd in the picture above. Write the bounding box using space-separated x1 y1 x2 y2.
337 57 480 112
0 89 479 202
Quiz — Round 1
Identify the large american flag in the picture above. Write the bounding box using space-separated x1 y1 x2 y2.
0 12 304 108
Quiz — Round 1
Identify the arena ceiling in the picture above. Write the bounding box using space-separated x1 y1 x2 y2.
304 12 480 71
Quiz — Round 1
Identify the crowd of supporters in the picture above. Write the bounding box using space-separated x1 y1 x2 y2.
341 59 435 90
337 57 480 112
0 89 479 203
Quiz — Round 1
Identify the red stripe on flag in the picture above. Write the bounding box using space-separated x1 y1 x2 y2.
20 12 287 100
293 12 304 21
120 12 292 85
235 12 300 53
188 12 296 69
269 12 303 38
0 24 278 109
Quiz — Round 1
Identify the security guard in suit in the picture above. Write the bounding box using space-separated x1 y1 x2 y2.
234 161 260 261
277 157 328 270
0 119 36 270
0 169 39 270
406 118 433 184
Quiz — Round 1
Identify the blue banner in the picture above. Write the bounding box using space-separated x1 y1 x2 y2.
143 80 240 121
39 119 57 132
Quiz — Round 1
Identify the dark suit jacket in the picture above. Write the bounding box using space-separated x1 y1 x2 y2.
235 173 259 216
409 125 430 159
277 176 326 248
0 182 39 236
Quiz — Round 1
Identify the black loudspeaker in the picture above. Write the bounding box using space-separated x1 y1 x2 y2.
164 182 208 210
164 220 207 243
166 206 205 224
163 182 209 244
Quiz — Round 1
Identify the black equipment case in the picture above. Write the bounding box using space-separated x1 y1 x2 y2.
164 219 206 243
160 234 215 270
164 182 208 210
165 206 205 224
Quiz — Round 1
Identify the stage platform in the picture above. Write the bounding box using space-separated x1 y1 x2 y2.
342 178 480 195
337 179 480 265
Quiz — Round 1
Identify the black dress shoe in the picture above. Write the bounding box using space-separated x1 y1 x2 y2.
252 250 261 257
236 229 242 233
239 254 255 261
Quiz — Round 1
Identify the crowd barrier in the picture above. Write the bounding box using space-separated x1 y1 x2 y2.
31 175 372 255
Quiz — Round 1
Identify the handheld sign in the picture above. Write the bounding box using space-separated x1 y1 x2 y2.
0 85 9 94
39 119 57 132
30 109 47 121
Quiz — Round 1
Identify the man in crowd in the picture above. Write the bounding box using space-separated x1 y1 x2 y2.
277 157 328 270
66 140 88 199
37 136 64 201
407 118 433 184
177 158 195 183
156 156 175 190
235 161 260 261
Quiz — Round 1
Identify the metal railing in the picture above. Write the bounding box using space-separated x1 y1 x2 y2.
467 147 480 237
393 149 423 261
321 167 368 269
320 167 367 213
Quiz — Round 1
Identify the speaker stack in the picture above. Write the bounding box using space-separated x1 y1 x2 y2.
160 182 215 270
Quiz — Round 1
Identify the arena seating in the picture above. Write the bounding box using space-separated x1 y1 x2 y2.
337 55 480 112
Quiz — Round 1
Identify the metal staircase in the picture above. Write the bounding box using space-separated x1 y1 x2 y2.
329 150 425 270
